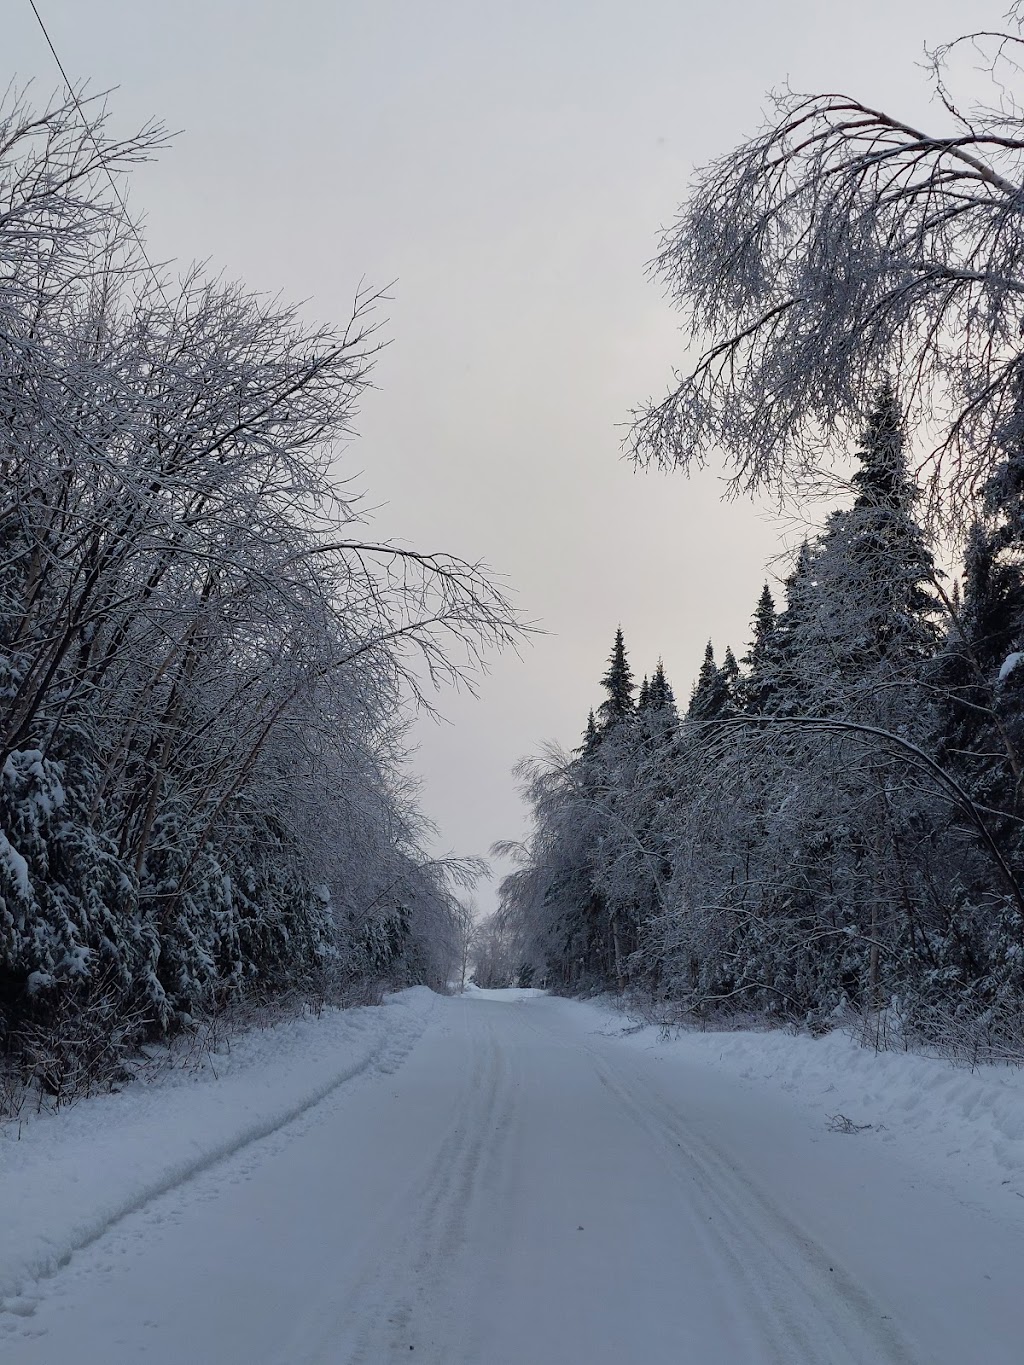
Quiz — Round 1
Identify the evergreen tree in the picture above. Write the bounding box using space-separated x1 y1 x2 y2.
687 642 734 722
635 661 679 751
580 708 600 756
719 647 740 713
786 386 939 720
934 399 1024 942
598 627 635 726
937 524 1023 770
740 584 779 714
851 379 909 510
845 381 939 672
971 376 1024 779
984 372 1024 551
772 542 816 715
925 382 1024 1009
754 387 944 1013
648 660 676 714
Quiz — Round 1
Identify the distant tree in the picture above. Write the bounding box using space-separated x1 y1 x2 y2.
471 913 517 989
453 898 478 990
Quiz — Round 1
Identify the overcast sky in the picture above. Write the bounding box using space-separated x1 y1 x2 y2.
7 0 990 911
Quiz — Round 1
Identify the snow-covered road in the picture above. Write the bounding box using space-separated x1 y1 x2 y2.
5 989 1024 1363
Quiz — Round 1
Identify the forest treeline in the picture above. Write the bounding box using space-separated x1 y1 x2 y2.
500 18 1024 1052
499 385 1024 1046
0 92 514 1098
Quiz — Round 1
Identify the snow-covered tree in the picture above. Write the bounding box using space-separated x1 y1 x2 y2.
503 391 1024 1039
630 14 1024 519
738 585 779 715
0 90 517 1085
598 628 635 728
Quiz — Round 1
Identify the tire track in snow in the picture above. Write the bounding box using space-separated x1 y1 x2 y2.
587 1048 922 1365
0 1008 427 1314
273 1006 521 1365
281 1002 921 1364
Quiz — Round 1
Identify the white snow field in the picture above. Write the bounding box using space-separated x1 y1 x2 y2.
4 990 1024 1364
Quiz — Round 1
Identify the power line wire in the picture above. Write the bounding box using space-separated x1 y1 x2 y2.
26 0 172 308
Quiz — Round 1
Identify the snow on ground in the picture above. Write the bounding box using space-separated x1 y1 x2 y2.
0 987 437 1306
463 983 547 1000
578 998 1024 1214
4 988 1024 1363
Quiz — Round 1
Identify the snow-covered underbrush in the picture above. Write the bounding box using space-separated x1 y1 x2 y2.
0 987 437 1306
0 970 395 1123
624 987 1024 1069
858 998 1024 1069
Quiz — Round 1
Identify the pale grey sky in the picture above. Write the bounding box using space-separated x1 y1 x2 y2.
7 0 987 910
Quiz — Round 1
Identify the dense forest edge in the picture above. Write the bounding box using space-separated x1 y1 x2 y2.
0 91 519 1111
495 19 1024 1061
497 384 1024 1056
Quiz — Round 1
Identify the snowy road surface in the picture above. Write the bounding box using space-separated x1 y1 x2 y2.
5 990 1024 1364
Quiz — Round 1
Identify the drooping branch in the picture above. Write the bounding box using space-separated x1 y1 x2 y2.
631 32 1024 517
701 713 1024 923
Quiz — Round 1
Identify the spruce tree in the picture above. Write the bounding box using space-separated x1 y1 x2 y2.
688 642 734 722
846 380 939 671
972 377 1024 778
580 708 601 756
648 660 676 715
598 627 635 727
740 583 779 714
719 647 740 713
636 660 678 749
773 542 816 715
785 386 938 718
983 371 1024 551
937 458 1024 826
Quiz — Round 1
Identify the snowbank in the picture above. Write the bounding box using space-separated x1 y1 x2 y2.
0 988 437 1305
463 984 547 1001
574 998 1024 1208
